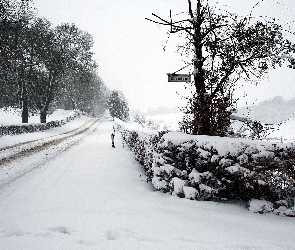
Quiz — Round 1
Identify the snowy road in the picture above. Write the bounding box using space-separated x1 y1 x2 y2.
0 119 99 165
0 118 294 249
0 117 100 189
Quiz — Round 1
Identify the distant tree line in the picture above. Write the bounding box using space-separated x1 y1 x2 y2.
0 0 109 123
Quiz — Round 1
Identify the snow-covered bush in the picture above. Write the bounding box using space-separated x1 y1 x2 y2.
247 199 274 214
116 120 295 216
247 199 295 216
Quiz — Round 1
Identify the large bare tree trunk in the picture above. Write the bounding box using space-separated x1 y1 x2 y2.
189 0 211 135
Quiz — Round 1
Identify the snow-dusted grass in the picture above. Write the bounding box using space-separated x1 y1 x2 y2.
0 110 294 249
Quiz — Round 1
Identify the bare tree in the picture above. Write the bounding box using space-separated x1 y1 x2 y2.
146 0 295 136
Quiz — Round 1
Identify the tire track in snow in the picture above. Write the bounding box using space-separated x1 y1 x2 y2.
0 119 95 152
0 118 101 191
0 119 98 166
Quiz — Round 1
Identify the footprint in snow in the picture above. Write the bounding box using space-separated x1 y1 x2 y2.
5 230 28 237
48 226 74 235
77 239 97 246
106 229 121 240
105 228 138 241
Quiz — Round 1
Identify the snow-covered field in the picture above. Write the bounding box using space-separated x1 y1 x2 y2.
266 118 295 142
0 108 72 125
146 110 295 143
146 112 183 131
0 109 294 249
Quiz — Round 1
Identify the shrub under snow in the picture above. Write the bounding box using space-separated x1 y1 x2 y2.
0 110 81 136
116 119 295 216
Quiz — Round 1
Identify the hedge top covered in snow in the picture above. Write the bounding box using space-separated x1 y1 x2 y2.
161 131 293 157
116 119 295 216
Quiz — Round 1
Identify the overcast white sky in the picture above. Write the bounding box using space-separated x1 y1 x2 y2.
33 0 295 112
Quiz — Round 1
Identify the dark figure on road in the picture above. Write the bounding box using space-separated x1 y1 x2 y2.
111 133 115 148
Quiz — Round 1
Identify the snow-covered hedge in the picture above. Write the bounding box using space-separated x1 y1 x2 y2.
116 120 295 216
0 110 81 136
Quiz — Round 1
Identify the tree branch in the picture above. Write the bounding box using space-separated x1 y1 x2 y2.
188 0 194 19
210 63 236 99
146 13 194 36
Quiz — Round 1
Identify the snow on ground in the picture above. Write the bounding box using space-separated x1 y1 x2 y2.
146 112 183 131
266 118 295 142
0 112 93 149
146 111 295 143
0 110 295 249
0 108 73 125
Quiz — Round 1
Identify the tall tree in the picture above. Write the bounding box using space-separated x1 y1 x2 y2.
19 17 53 122
58 66 108 117
0 0 35 119
108 90 129 121
147 0 295 136
0 1 108 123
37 23 96 123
